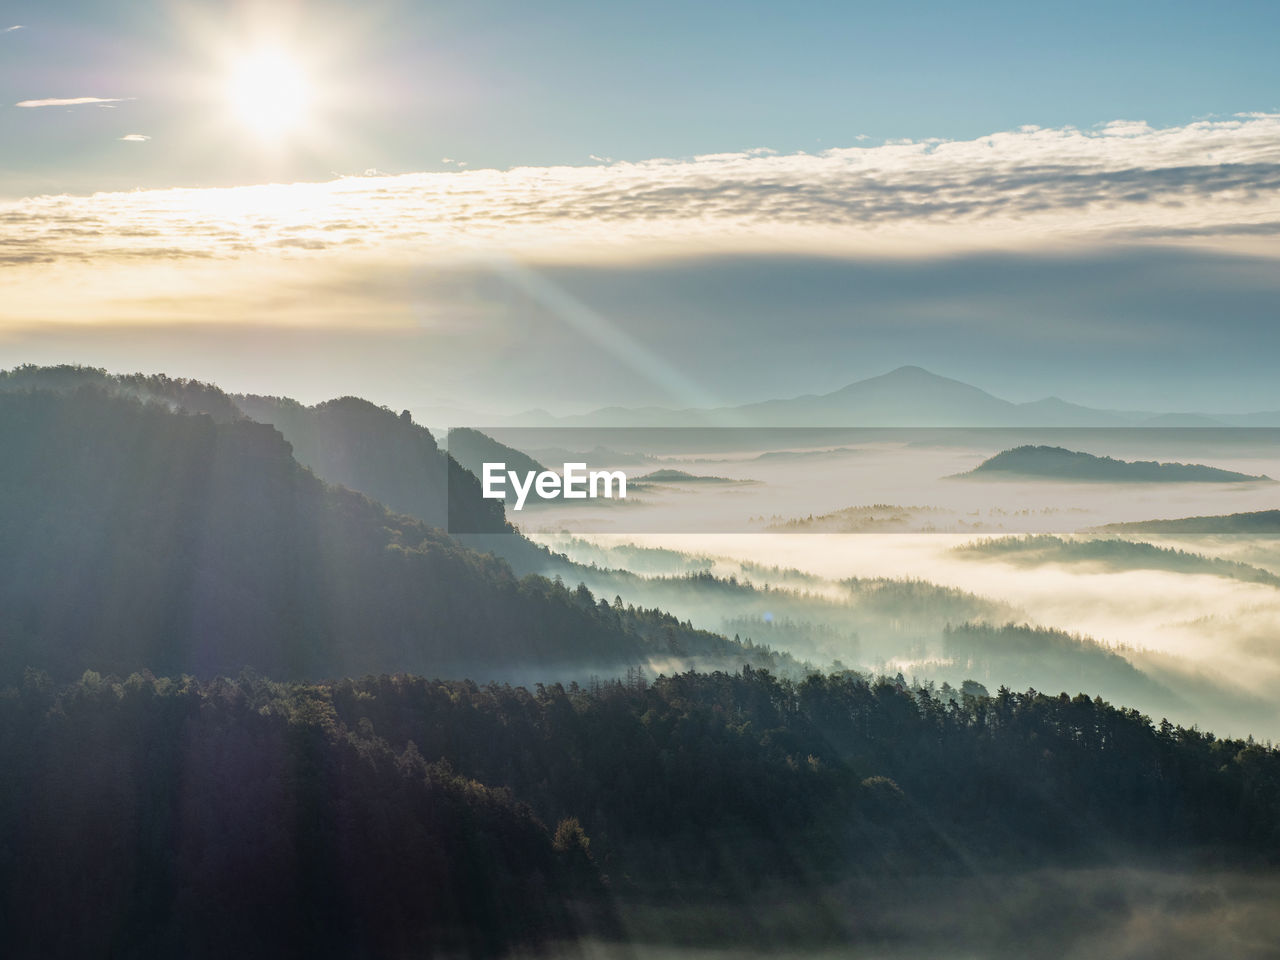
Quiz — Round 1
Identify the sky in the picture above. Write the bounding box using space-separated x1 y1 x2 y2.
2 0 1280 417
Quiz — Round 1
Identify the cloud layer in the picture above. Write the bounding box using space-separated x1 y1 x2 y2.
3 115 1280 268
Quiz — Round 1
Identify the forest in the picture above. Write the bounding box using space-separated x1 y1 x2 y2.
3 366 1280 956
957 534 1280 586
3 667 1279 956
0 384 776 683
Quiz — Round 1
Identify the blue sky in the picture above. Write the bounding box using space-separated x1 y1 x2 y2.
4 0 1279 192
2 1 1279 415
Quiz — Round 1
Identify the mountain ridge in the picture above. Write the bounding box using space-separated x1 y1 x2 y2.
493 365 1280 428
0 383 784 683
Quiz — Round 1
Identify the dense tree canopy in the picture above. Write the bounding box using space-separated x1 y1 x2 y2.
3 667 1278 956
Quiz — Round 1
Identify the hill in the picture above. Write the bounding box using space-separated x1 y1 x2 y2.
234 395 509 534
0 387 775 682
633 468 742 484
0 366 512 535
941 622 1182 710
0 362 243 421
1101 510 1280 534
957 535 1280 587
511 366 1169 427
5 668 1280 956
445 426 547 481
0 672 601 958
501 365 1280 428
536 365 1124 427
958 445 1272 482
728 365 1025 426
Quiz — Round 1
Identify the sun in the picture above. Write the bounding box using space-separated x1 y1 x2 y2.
224 48 311 141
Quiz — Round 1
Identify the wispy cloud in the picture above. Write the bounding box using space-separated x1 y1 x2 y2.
118 134 151 142
3 115 1280 267
15 96 130 108
3 25 23 33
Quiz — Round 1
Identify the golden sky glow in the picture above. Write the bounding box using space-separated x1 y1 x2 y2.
3 114 1280 281
3 114 1280 414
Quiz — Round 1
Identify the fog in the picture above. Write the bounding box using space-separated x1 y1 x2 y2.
533 868 1280 960
535 531 1280 738
498 430 1280 740
502 430 1280 535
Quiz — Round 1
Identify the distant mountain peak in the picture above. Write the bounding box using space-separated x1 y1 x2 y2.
858 364 961 384
832 364 1002 392
884 364 932 375
481 364 1280 428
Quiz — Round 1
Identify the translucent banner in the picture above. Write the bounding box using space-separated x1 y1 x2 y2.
446 427 1280 534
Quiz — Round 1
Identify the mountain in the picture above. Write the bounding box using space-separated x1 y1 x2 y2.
0 364 639 593
446 426 547 480
0 363 243 421
8 668 1280 957
0 386 775 682
234 395 509 535
957 445 1273 483
507 366 1159 427
0 367 511 536
1217 411 1280 427
230 400 571 559
496 365 1280 427
0 672 598 958
731 365 1022 426
1014 395 1129 426
1141 412 1229 427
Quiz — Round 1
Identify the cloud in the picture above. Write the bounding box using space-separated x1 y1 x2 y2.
2 114 1280 269
15 97 131 108
118 134 151 142
3 25 22 33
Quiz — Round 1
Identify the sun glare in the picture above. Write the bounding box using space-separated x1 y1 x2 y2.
225 48 311 141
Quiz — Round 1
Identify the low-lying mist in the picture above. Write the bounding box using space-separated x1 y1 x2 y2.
538 868 1280 960
531 532 1280 740
509 434 1280 535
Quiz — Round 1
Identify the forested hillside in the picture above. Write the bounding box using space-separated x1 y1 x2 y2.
0 365 516 535
0 364 243 421
964 445 1271 482
1 367 1279 956
1102 510 1280 533
235 394 511 534
0 387 776 682
0 364 572 562
446 426 548 482
3 667 1279 955
0 671 608 958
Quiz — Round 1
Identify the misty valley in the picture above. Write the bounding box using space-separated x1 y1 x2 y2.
2 365 1280 959
8 1 1280 953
